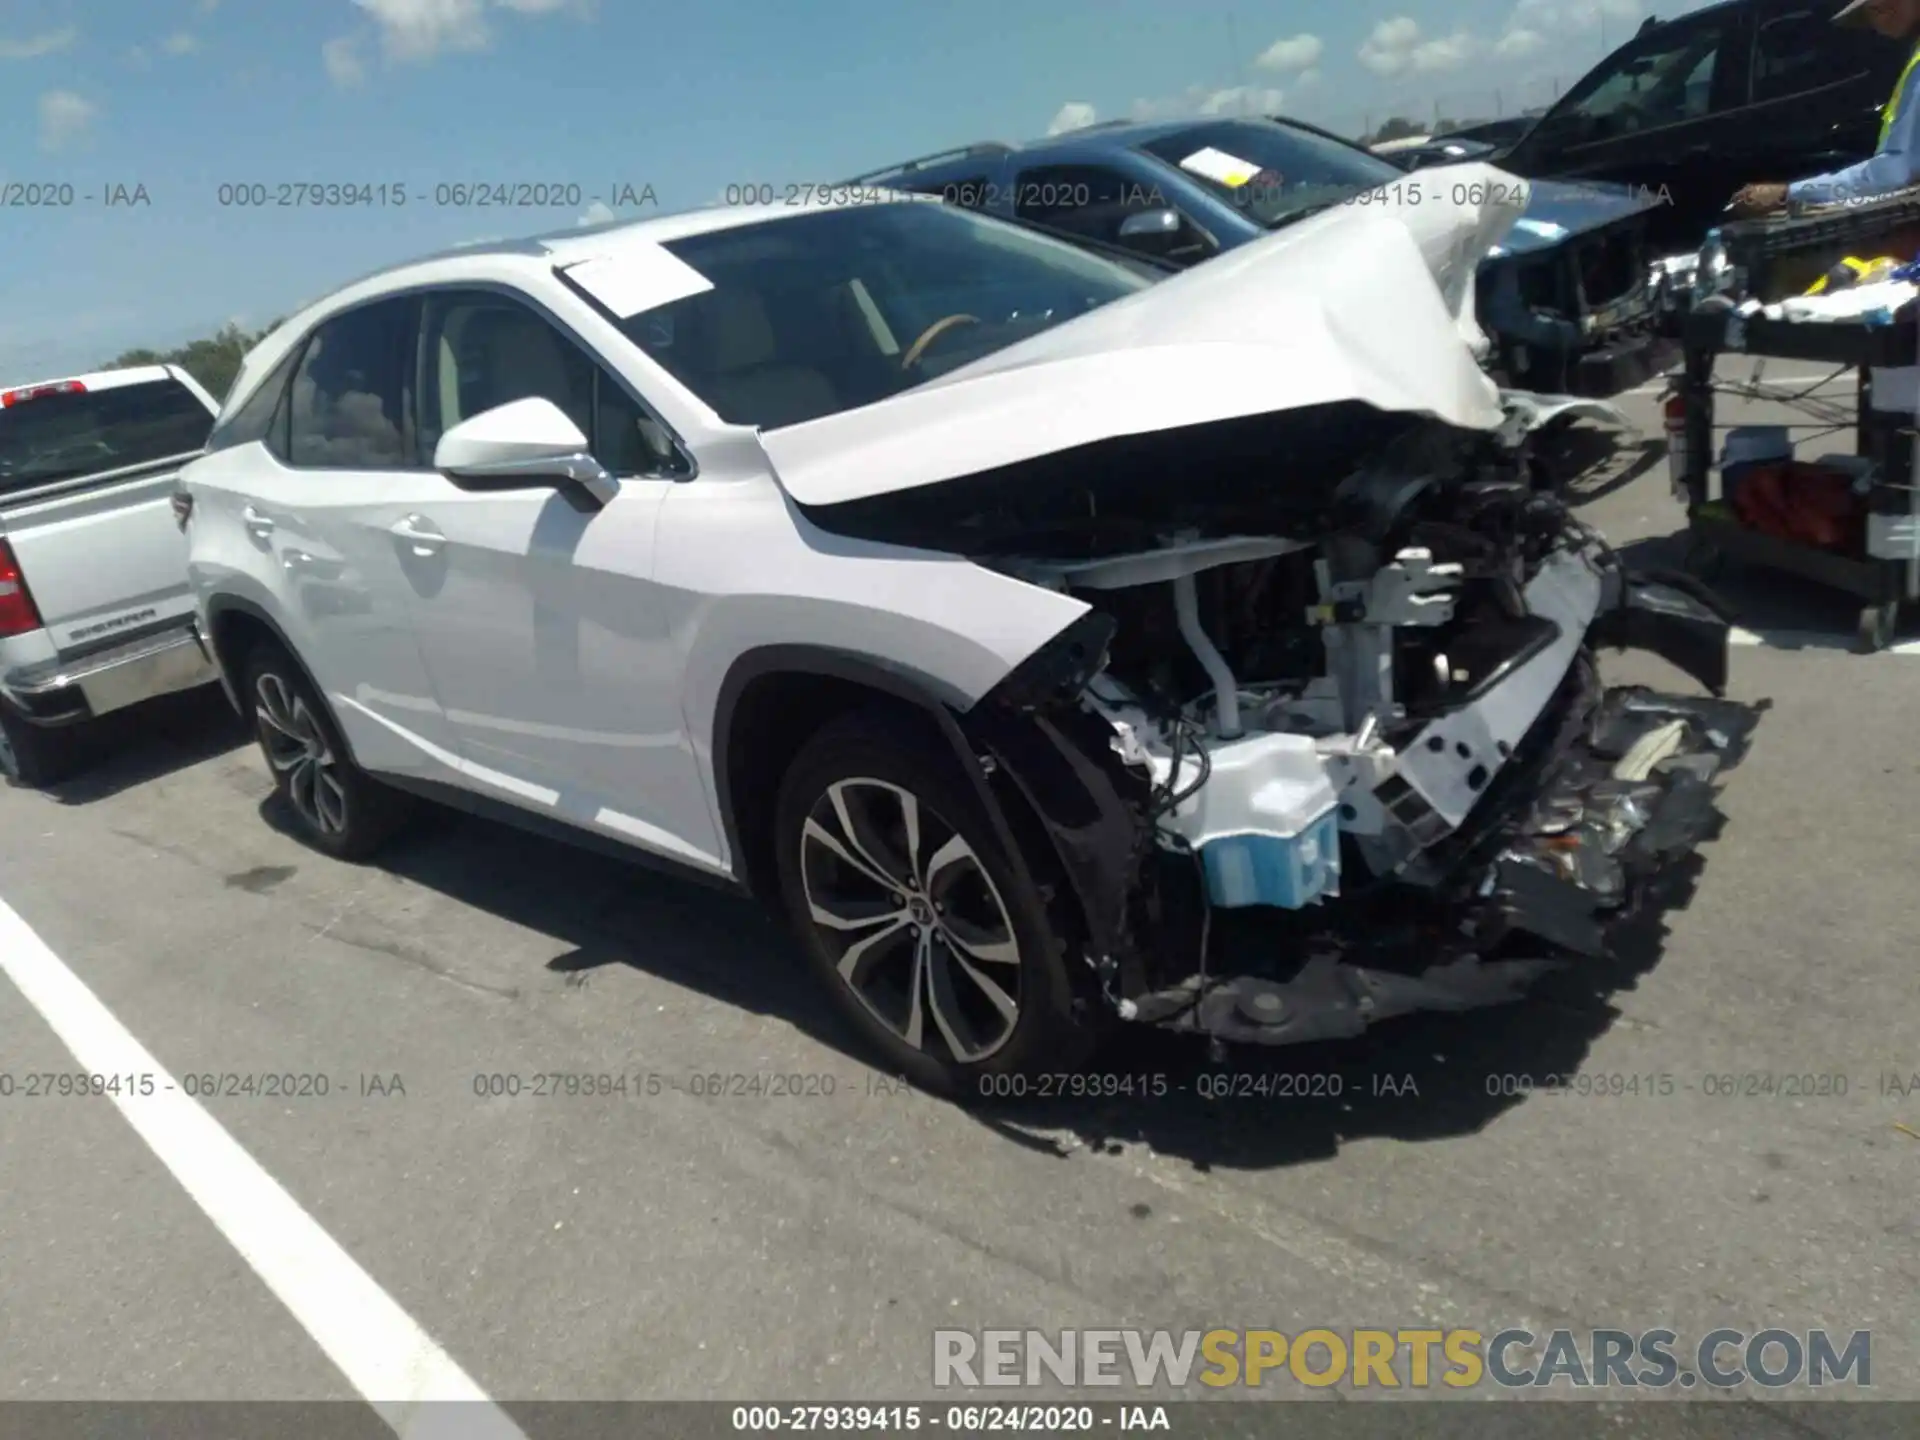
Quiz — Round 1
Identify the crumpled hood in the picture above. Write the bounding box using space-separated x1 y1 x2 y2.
760 164 1528 509
1496 178 1659 256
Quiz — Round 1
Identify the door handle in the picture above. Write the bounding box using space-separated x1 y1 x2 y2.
242 505 275 540
390 514 445 557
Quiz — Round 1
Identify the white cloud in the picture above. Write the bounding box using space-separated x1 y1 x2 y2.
323 35 367 85
1488 0 1642 65
353 0 491 61
1510 0 1641 31
1358 17 1477 76
1295 68 1320 87
333 0 590 76
1129 83 1287 122
1199 84 1287 116
0 27 77 59
577 199 615 226
1046 101 1097 135
1255 33 1322 73
1494 27 1546 58
39 90 97 151
161 31 200 54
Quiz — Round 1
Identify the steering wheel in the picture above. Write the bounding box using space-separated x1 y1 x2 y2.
901 313 980 370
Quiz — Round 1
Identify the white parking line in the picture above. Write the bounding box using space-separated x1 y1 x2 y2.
0 896 527 1440
1731 625 1920 654
1623 371 1850 397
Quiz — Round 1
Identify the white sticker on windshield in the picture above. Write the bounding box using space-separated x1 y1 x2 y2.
1179 146 1262 188
564 245 713 319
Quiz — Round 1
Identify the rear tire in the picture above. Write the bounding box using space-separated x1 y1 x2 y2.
0 707 78 789
243 643 410 860
772 709 1092 1097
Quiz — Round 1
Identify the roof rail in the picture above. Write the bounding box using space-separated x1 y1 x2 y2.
841 142 1013 186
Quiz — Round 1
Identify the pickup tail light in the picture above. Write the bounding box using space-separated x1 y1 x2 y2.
1 380 86 408
0 539 44 638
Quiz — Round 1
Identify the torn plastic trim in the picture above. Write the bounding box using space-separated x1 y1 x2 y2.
1390 545 1604 834
958 699 1158 1006
1588 570 1736 697
1494 389 1636 448
1123 682 1761 1047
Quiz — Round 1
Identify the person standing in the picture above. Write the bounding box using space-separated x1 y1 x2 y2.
1727 0 1920 216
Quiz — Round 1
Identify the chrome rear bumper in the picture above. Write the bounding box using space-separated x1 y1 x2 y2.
0 622 218 725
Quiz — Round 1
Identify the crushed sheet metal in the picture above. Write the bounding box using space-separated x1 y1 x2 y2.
1496 388 1637 444
761 164 1531 509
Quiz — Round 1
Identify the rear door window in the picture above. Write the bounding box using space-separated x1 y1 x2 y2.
285 298 419 470
0 376 213 494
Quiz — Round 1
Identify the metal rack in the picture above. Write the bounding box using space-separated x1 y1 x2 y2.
1676 305 1920 652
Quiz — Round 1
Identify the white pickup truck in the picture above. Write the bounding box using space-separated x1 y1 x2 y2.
0 363 223 786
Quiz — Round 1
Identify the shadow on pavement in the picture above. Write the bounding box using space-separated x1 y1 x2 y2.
48 685 251 805
1549 424 1665 507
255 773 1715 1174
1613 533 1907 649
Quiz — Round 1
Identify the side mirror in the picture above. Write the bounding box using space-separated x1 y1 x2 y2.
433 396 619 508
1117 208 1182 239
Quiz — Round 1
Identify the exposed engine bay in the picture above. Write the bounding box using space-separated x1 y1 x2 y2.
875 403 1761 1048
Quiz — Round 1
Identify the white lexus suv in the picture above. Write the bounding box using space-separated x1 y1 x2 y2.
179 179 1755 1091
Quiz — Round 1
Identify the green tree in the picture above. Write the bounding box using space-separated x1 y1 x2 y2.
1366 115 1424 145
104 318 283 404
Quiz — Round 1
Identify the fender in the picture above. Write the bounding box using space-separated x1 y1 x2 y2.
710 645 1031 900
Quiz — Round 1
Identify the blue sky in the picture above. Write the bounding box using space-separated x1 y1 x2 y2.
0 0 1674 383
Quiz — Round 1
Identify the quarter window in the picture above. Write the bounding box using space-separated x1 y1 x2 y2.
207 347 299 457
286 298 418 470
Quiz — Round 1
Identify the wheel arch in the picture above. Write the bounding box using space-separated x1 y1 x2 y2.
713 647 1031 908
203 595 366 768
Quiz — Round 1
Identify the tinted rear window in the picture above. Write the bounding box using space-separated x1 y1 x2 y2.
0 377 212 493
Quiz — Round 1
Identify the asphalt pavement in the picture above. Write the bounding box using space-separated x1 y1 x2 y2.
1 362 1916 1431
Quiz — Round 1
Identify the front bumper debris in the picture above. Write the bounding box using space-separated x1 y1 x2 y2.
1121 566 1761 1049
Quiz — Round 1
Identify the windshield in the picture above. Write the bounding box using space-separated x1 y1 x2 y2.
616 200 1152 430
1138 119 1403 228
0 376 212 494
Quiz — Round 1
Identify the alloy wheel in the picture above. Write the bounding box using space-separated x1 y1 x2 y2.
255 671 347 836
799 777 1023 1063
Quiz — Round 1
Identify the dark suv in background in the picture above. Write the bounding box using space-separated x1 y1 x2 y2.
850 117 1676 396
1490 0 1907 251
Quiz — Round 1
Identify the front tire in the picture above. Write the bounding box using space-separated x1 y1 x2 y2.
0 706 78 789
772 710 1091 1096
243 644 409 860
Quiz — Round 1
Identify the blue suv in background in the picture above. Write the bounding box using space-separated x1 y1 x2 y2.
847 117 1677 397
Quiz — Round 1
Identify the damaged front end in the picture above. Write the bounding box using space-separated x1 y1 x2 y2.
944 423 1760 1050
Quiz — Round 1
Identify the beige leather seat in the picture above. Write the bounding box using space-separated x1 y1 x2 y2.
697 289 837 429
468 307 592 437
